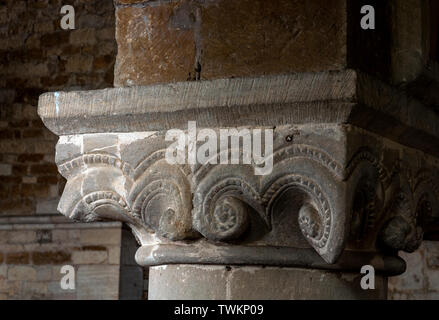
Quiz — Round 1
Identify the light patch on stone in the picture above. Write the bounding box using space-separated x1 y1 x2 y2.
54 92 60 116
137 232 162 247
189 265 226 272
59 135 83 149
87 144 118 153
143 16 151 41
82 133 118 154
112 175 131 199
117 132 157 145
236 266 258 275
154 264 167 271
118 131 157 158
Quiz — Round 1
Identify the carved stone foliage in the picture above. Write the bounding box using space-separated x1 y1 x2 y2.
345 149 439 253
377 167 439 252
54 126 439 268
380 191 423 252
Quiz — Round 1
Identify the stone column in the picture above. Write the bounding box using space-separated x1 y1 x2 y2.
37 0 439 300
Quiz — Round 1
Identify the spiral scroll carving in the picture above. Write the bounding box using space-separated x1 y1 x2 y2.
53 130 439 268
129 161 194 241
193 178 259 241
263 174 331 249
298 204 323 240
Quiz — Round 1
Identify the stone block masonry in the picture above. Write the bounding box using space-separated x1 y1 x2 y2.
389 241 439 300
114 0 347 86
0 217 132 300
0 0 149 300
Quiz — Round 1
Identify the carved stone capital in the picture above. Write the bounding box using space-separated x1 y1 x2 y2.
45 124 438 276
38 71 439 276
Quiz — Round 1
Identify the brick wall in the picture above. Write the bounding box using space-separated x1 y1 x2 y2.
0 0 147 300
0 0 116 216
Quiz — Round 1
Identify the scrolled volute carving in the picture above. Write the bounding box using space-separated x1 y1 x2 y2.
208 195 250 240
128 158 195 241
193 176 261 241
344 148 391 188
53 134 439 270
263 174 331 251
347 155 439 253
298 203 323 240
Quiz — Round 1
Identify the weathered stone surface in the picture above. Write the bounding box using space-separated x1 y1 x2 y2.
149 265 387 300
38 71 439 159
200 0 346 79
77 265 120 300
229 266 387 300
40 71 357 135
427 269 439 291
113 0 346 85
425 241 439 269
149 265 228 300
39 114 439 272
388 241 439 299
389 250 425 291
114 3 196 87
